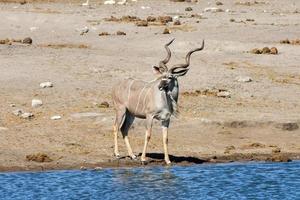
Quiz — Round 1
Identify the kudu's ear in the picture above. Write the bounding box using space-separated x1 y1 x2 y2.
152 66 164 75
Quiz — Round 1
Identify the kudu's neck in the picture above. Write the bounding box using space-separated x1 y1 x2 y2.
153 77 179 117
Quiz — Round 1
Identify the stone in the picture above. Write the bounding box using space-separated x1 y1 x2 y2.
80 27 89 35
266 154 291 162
117 0 127 5
21 112 34 119
272 147 281 154
158 16 173 24
147 16 156 22
93 167 103 170
136 20 148 27
185 7 193 11
22 37 32 44
173 20 181 25
251 48 262 54
270 47 278 54
13 109 23 116
32 99 43 108
51 115 62 120
99 32 110 36
216 1 223 5
204 7 224 12
236 76 252 82
116 31 126 35
262 47 271 54
224 145 235 154
99 101 110 108
163 28 171 34
40 82 53 88
104 0 115 4
275 123 299 131
217 91 231 98
26 153 52 162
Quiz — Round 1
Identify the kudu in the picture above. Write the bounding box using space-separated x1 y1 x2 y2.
112 39 204 164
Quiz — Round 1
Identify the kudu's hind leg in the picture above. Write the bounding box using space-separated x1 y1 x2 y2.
121 112 136 160
113 108 126 158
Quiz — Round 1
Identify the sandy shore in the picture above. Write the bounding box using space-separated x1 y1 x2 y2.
0 0 299 172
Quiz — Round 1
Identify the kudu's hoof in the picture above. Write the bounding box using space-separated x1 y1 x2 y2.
165 161 172 166
130 155 137 160
141 160 148 165
114 153 121 159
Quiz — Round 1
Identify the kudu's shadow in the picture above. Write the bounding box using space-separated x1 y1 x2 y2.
137 153 206 164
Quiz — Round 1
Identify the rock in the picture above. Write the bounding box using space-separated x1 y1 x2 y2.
10 104 16 107
21 112 34 119
26 153 53 162
93 166 103 171
99 101 110 108
163 28 171 34
262 47 270 54
230 18 235 22
275 123 299 131
99 32 110 36
80 27 89 35
204 7 224 12
185 7 193 11
116 31 126 35
280 39 290 44
40 81 53 88
22 37 32 44
217 91 231 98
32 99 43 108
251 48 262 54
158 16 173 24
51 115 61 120
266 154 291 162
248 142 265 148
272 147 281 154
104 0 115 4
216 1 223 5
136 20 148 27
270 47 278 54
12 109 23 116
12 39 22 43
117 0 127 5
236 76 252 82
146 16 156 22
173 20 181 25
224 145 235 154
0 38 10 45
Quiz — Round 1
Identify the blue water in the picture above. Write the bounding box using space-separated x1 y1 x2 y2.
0 162 299 200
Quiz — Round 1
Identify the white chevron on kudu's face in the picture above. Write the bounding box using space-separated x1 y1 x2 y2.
111 39 204 164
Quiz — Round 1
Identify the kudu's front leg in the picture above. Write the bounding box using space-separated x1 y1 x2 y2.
162 120 171 165
141 115 153 163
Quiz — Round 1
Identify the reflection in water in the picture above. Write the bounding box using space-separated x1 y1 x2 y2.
0 161 300 200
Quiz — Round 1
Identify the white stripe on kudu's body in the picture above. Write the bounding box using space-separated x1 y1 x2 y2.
112 39 204 164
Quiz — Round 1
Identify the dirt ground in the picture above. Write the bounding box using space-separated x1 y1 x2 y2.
0 0 300 172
